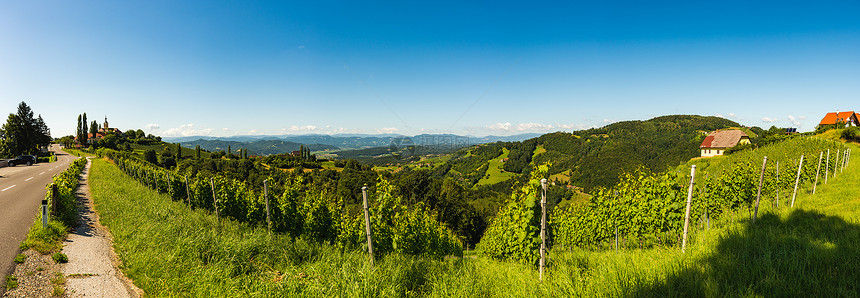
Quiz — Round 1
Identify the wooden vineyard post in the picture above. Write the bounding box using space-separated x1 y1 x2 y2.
264 180 271 234
843 149 849 172
825 149 830 184
813 152 823 194
776 161 780 208
834 149 840 179
362 186 375 265
185 175 191 208
682 165 695 253
540 179 547 281
51 183 58 216
210 177 219 219
791 155 804 208
167 172 172 196
753 157 767 223
614 224 618 251
704 174 710 229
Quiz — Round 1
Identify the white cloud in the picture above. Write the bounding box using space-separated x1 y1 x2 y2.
516 122 553 131
145 123 160 131
297 45 305 49
716 113 740 120
161 124 214 137
486 122 556 133
787 115 801 127
761 117 779 123
287 125 319 131
247 129 263 135
377 127 399 134
487 122 512 131
557 123 593 131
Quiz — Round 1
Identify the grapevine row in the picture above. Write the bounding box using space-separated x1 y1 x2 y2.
99 149 462 258
552 137 848 250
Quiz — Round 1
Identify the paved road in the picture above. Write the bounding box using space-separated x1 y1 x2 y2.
0 145 76 293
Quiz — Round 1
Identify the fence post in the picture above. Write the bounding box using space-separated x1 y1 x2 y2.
264 180 271 234
775 161 780 208
834 149 840 178
813 152 823 194
185 175 191 208
843 149 849 172
540 178 547 281
704 174 710 229
682 165 696 253
753 157 767 222
791 155 804 208
51 183 58 216
825 149 830 184
210 177 219 219
361 186 375 265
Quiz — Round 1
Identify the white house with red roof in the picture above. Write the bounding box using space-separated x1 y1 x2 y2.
700 130 751 157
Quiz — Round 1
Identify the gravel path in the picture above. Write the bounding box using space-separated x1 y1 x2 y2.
4 158 142 297
61 158 142 298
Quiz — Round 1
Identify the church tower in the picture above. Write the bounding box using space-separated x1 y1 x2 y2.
104 116 109 130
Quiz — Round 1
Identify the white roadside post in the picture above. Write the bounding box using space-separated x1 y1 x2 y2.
41 199 49 228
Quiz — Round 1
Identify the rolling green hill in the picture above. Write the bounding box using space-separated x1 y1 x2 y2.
427 115 742 192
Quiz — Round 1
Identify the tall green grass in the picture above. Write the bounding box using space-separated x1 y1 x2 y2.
90 142 860 297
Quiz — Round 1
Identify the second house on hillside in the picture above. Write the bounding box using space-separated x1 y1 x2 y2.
818 111 859 128
700 130 751 157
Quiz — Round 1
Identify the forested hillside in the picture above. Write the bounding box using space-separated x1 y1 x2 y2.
431 115 741 192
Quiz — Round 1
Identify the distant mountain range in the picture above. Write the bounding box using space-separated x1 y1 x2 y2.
165 133 542 156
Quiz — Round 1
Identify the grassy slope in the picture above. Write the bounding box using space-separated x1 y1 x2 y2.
90 142 860 297
476 148 516 186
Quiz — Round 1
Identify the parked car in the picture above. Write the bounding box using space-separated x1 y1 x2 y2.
8 155 37 166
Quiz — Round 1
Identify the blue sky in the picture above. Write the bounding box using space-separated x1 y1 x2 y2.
1 1 859 138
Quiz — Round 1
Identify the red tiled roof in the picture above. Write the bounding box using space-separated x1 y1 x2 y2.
819 111 858 125
700 130 749 149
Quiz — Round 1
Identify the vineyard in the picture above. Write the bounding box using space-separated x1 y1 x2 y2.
481 136 850 265
83 135 860 296
99 149 462 259
99 136 852 266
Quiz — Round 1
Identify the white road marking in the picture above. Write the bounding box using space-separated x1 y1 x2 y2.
39 172 45 175
25 177 33 181
2 185 15 191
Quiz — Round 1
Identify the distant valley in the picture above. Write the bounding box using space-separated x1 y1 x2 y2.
166 133 542 156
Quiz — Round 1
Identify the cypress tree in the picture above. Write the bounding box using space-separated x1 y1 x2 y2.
82 113 88 145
